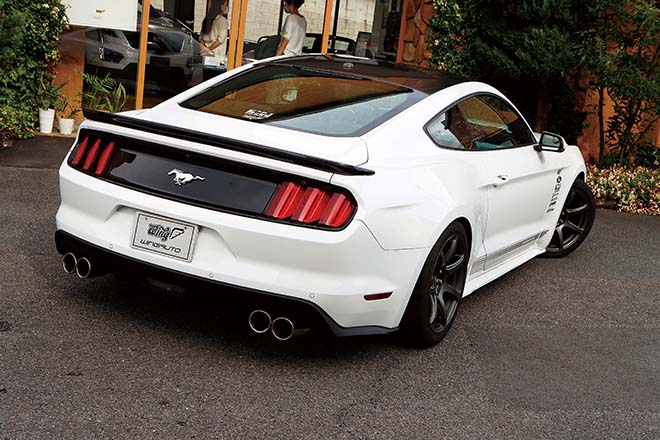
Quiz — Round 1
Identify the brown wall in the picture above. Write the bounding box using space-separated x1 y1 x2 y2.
54 28 86 119
576 82 660 161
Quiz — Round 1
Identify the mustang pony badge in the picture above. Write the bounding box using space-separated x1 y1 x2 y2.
168 169 206 186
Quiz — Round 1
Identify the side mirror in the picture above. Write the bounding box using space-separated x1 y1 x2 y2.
535 131 565 153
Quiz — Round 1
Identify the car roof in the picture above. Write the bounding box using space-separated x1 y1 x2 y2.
267 55 465 95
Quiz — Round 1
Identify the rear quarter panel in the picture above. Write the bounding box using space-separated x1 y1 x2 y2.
332 84 492 257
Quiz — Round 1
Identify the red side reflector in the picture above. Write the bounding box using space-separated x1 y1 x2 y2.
364 292 392 301
94 141 116 176
82 138 102 171
71 136 89 166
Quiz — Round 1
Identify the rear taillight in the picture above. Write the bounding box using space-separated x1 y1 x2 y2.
265 181 356 229
69 134 117 177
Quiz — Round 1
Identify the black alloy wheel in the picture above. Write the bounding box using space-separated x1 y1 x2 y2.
543 179 595 258
401 222 469 347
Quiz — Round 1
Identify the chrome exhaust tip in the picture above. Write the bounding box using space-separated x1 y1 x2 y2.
271 317 295 341
248 310 272 334
271 317 310 341
62 253 77 274
75 257 92 279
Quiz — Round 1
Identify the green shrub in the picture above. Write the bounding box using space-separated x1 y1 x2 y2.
0 0 67 138
632 145 660 170
0 105 35 140
588 165 660 215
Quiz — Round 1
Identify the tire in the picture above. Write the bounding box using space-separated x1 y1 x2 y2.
400 222 470 348
542 178 596 259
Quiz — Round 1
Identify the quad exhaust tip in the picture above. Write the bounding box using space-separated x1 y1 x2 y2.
271 317 296 341
248 310 272 334
62 253 77 274
75 257 92 279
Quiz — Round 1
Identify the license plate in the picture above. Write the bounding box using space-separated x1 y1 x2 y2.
131 213 198 262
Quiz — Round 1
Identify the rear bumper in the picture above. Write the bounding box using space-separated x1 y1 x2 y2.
56 162 430 333
55 230 394 337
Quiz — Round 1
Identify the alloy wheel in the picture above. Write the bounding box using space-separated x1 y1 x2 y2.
547 186 591 253
428 234 466 333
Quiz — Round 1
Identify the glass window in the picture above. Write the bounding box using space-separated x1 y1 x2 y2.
180 64 425 137
457 95 534 150
426 107 473 149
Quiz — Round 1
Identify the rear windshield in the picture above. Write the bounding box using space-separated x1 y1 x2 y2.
179 64 427 136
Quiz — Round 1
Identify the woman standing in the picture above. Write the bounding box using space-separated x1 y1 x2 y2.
276 0 307 56
200 0 230 60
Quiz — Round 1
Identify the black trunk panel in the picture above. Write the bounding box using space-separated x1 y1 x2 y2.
109 148 278 214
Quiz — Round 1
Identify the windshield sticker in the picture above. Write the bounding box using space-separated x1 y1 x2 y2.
281 89 298 102
243 109 274 121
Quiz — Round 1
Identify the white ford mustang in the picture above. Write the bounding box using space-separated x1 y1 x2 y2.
56 55 595 347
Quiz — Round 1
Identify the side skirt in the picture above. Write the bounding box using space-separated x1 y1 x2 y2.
463 247 545 297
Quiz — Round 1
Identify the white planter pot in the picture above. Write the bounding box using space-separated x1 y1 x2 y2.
59 118 75 135
39 108 55 134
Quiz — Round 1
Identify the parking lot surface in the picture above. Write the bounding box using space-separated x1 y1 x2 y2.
1 138 658 439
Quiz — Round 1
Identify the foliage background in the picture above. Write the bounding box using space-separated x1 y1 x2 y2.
0 0 67 138
429 0 660 214
427 0 660 156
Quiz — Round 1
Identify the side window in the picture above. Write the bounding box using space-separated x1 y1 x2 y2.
426 106 474 149
458 95 534 150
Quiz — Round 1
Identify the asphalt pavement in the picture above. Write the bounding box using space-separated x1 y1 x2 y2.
0 136 659 439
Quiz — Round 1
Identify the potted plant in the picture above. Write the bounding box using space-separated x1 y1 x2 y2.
38 75 65 134
55 95 81 135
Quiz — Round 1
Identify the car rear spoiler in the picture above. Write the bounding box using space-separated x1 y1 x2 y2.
83 110 375 176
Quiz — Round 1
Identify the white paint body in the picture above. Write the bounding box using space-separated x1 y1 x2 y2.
56 62 587 331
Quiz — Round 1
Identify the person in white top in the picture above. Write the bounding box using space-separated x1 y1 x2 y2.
276 0 307 56
200 0 230 59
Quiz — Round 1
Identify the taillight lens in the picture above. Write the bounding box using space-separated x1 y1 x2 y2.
68 134 117 177
265 181 356 229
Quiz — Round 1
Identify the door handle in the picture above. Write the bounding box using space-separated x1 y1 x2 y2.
492 174 510 186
